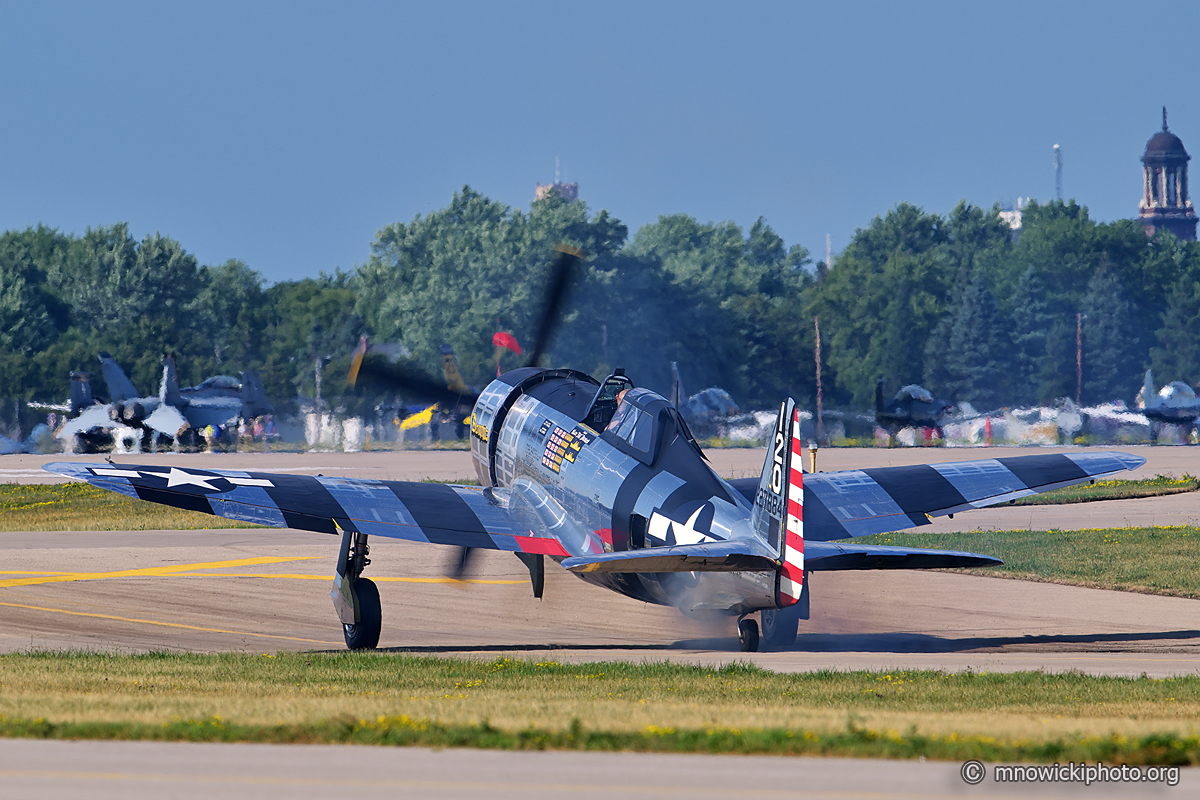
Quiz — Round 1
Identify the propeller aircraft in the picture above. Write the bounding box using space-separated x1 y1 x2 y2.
44 248 1147 652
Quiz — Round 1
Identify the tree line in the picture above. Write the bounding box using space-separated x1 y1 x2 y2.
2 187 1198 433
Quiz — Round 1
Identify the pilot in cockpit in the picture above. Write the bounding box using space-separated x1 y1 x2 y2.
605 388 631 432
585 369 634 431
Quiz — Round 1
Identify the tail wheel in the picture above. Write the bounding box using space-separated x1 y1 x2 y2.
761 605 802 649
737 618 759 653
342 578 381 650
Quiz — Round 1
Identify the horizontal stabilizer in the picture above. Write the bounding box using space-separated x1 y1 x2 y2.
563 539 778 574
805 540 1001 570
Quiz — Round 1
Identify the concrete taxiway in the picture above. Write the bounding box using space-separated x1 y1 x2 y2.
2 739 1194 800
1 446 1197 674
2 526 1197 675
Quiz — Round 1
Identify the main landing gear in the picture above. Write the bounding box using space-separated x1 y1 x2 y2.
739 597 807 653
737 618 759 652
760 604 803 649
332 525 382 650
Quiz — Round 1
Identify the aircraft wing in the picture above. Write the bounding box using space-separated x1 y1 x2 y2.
42 462 573 558
730 451 1145 541
57 405 116 438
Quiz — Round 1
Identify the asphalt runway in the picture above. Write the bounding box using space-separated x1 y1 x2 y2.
1 446 1197 674
3 526 1197 675
2 740 1194 800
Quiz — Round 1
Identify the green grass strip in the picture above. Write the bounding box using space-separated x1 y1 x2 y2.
3 714 1196 765
1011 474 1198 505
858 526 1200 598
1 652 1197 764
0 483 262 531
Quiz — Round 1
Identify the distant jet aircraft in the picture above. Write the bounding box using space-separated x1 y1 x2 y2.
875 380 954 438
57 353 273 451
1138 370 1199 439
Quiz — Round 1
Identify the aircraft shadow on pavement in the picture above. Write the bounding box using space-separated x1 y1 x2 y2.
310 639 740 655
783 629 1200 654
310 630 1199 655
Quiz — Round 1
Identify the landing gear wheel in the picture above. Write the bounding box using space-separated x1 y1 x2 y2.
761 605 802 649
342 578 381 650
737 618 759 653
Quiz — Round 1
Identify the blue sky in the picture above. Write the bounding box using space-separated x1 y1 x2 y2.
1 1 1195 284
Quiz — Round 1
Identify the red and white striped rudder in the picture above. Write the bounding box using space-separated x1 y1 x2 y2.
778 407 804 606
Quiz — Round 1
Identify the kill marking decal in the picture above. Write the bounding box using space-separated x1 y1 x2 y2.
540 425 593 474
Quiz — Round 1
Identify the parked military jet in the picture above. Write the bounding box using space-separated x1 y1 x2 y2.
875 380 954 438
44 249 1146 652
1138 370 1199 436
56 353 273 450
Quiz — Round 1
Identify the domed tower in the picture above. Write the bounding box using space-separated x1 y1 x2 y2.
1138 107 1197 241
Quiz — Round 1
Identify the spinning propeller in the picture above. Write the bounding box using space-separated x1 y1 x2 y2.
348 245 584 583
349 245 582 404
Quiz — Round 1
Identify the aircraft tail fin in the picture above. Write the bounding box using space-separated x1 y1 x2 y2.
749 398 805 608
98 352 139 402
1142 369 1155 409
240 371 274 417
875 379 886 413
160 353 183 406
69 372 93 416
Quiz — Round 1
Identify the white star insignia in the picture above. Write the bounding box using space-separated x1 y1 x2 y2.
140 467 222 491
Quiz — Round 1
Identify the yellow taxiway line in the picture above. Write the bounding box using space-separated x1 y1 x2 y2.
0 600 340 645
0 557 526 589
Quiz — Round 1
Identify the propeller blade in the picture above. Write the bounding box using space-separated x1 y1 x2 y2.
523 245 583 368
352 354 479 408
447 545 476 583
347 336 368 388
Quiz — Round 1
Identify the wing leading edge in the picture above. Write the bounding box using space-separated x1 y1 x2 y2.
42 462 571 557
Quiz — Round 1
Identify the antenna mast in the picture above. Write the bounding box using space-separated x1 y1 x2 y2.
1054 144 1063 202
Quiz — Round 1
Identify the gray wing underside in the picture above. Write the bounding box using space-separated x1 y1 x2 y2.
562 538 1001 573
730 451 1145 541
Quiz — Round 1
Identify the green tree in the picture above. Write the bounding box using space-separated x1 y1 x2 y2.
809 204 952 407
925 271 1006 408
1007 267 1054 406
1081 269 1141 404
195 259 267 368
1150 267 1200 384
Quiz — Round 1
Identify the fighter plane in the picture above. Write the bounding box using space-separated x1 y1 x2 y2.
56 352 273 451
875 380 954 439
1138 370 1199 438
44 248 1146 652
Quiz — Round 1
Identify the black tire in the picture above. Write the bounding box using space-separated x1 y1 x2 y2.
737 618 759 653
342 578 381 650
761 605 802 649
